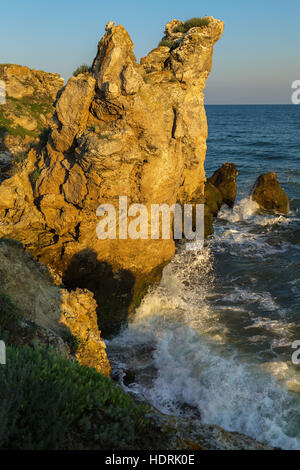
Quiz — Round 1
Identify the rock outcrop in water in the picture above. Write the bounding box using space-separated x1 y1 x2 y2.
0 18 224 335
204 162 238 234
207 162 238 208
0 238 111 376
251 172 289 214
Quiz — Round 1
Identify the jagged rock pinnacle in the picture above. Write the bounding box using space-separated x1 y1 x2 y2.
105 21 115 31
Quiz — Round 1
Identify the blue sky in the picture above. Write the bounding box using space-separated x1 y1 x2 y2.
1 0 300 104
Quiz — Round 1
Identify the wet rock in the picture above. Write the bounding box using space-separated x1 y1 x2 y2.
204 181 223 217
206 162 238 208
204 204 214 238
251 172 290 214
131 397 274 450
153 413 274 450
123 369 136 387
203 162 238 236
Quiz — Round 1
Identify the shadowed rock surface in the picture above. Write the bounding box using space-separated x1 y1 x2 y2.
204 162 238 236
0 18 224 334
206 162 238 209
0 238 111 376
251 171 289 214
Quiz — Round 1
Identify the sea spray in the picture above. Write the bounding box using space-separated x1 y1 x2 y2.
108 242 300 450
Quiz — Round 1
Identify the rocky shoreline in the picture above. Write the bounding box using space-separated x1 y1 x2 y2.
0 17 289 450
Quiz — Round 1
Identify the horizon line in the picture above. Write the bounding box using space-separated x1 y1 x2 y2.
205 103 296 106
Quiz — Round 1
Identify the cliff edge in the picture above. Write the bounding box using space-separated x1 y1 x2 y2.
0 18 224 334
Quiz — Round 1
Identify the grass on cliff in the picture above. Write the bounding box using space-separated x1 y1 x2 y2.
174 17 210 33
158 39 175 48
73 64 92 77
0 95 53 139
0 339 151 450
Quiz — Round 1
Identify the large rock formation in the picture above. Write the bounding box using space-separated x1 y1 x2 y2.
0 64 64 179
0 18 224 335
0 238 111 376
251 172 289 214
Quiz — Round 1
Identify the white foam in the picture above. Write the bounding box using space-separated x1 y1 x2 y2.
148 327 300 449
218 197 291 228
211 229 283 258
221 287 282 313
108 244 300 450
218 198 260 223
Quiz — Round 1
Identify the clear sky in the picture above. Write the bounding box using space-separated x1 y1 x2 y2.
1 0 300 104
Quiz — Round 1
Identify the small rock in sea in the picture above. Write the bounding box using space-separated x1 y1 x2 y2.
251 171 289 214
206 162 238 209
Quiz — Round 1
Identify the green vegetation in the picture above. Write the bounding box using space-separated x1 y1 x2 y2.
0 95 54 139
158 39 175 48
63 331 82 354
29 168 42 185
97 133 109 140
174 17 210 33
0 110 35 139
0 293 21 344
73 64 92 77
158 17 210 49
0 344 151 450
12 151 28 164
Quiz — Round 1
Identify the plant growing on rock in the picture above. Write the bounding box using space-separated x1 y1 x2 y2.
158 39 174 48
73 64 92 77
0 293 21 344
0 344 150 450
29 168 42 186
63 331 82 354
174 17 210 33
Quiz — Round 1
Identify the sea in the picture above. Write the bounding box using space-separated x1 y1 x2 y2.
107 105 300 449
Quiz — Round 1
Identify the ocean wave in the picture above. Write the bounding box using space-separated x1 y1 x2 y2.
108 242 300 449
246 141 275 147
211 230 285 258
220 287 283 313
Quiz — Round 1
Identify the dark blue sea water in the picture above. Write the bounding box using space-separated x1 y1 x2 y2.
109 105 300 449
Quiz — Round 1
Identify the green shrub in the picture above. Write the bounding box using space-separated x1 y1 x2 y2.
97 133 109 140
0 293 21 343
13 152 27 163
174 17 210 33
29 168 42 185
73 64 91 77
0 345 150 450
158 39 174 48
63 331 82 354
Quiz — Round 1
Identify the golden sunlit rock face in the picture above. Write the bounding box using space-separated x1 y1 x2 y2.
0 65 64 177
0 18 224 334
